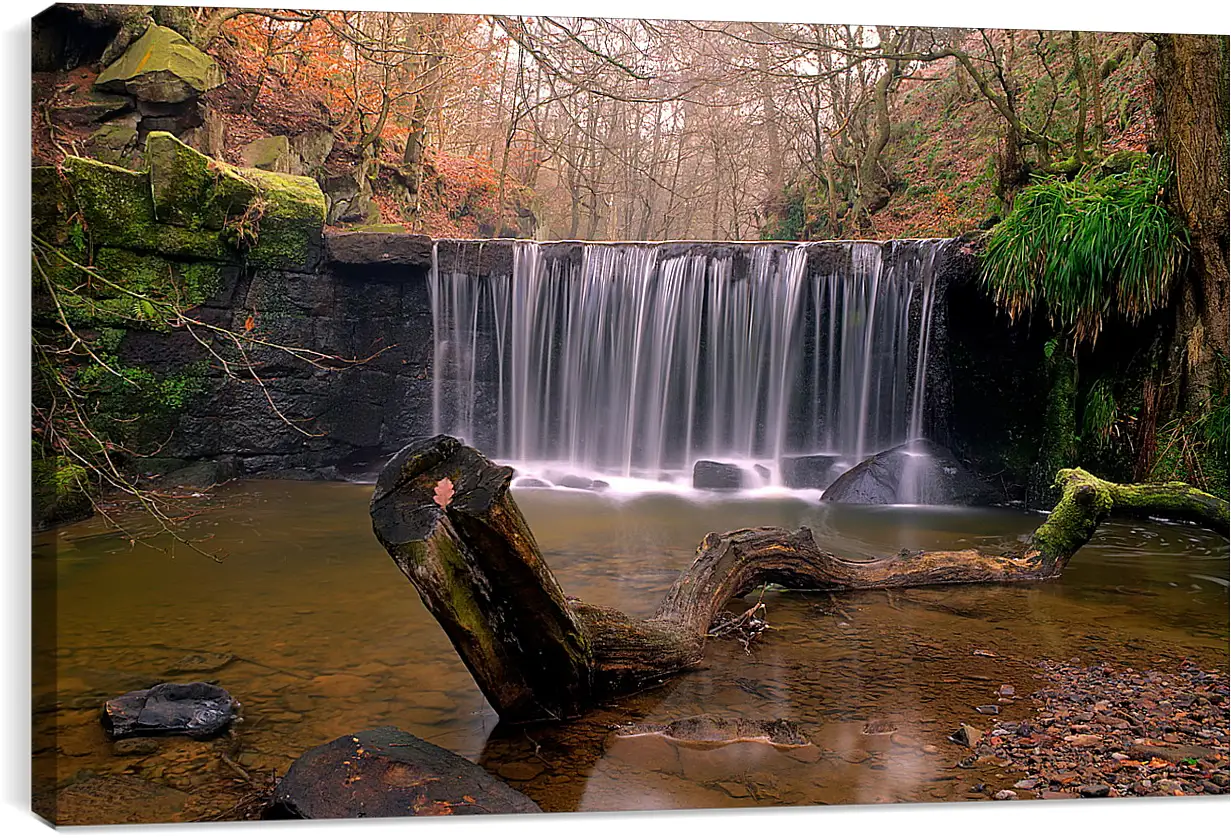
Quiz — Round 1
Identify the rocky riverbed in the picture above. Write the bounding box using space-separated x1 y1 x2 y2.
966 659 1229 800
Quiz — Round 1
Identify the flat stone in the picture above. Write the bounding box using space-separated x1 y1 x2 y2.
325 231 433 267
975 704 1000 715
1078 784 1111 798
948 724 984 748
268 727 540 818
112 738 161 756
495 761 544 782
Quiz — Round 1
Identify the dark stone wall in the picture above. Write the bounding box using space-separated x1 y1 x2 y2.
124 233 439 480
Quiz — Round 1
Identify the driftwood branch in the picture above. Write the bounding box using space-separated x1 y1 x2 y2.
370 435 1229 723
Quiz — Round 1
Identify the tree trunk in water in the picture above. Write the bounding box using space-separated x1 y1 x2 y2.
371 436 1228 724
1153 34 1230 415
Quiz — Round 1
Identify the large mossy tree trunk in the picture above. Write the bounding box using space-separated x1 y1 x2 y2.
1152 35 1230 419
371 435 1229 724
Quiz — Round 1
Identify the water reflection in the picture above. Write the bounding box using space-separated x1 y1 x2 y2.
33 481 1228 822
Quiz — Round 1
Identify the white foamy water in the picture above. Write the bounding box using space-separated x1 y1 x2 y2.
429 239 947 493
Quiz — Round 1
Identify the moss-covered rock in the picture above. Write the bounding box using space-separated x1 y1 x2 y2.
49 137 325 272
94 248 224 306
241 168 327 270
95 24 223 104
85 116 140 167
145 131 257 231
60 155 231 261
241 135 292 172
32 456 93 531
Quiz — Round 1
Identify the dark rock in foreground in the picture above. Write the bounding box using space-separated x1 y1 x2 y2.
693 460 743 491
102 682 240 739
267 727 541 818
821 440 999 505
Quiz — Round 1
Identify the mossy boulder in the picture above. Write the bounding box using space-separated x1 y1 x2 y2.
146 131 257 231
95 24 223 104
241 168 327 270
145 132 324 268
32 456 93 531
50 135 325 272
241 135 292 173
85 116 141 167
60 155 230 261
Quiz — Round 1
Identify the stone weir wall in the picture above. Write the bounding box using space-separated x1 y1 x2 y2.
35 132 978 485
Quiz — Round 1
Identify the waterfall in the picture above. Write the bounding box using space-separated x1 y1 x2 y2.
428 239 946 489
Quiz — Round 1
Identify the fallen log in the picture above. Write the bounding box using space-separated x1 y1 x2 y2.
370 435 1228 723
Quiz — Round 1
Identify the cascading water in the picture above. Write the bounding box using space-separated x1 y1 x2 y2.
429 239 947 491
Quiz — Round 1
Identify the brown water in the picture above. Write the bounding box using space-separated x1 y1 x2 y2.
32 481 1229 823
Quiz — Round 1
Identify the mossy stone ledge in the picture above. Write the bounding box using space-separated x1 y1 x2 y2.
48 134 327 272
241 167 327 271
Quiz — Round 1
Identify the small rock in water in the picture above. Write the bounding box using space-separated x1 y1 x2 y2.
556 474 595 490
692 460 744 491
112 738 160 756
993 789 1018 800
1078 784 1110 798
976 705 1001 716
102 682 239 739
998 684 1015 697
948 724 984 748
496 761 543 782
515 477 551 488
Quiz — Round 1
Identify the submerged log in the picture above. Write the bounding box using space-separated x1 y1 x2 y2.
370 436 1229 723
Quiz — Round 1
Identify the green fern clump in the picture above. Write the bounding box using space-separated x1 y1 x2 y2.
981 161 1187 344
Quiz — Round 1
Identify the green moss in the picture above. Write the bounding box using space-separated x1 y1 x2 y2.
60 155 232 261
240 167 326 270
32 455 93 530
242 135 291 171
145 131 258 231
1031 468 1112 566
94 24 223 103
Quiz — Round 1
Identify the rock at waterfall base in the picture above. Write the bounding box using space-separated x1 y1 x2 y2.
692 460 743 491
822 440 1000 505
